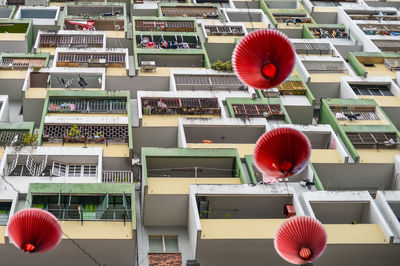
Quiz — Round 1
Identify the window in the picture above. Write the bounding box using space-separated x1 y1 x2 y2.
149 235 179 253
350 84 393 96
52 162 97 177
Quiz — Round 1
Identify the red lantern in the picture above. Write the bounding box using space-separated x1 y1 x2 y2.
274 216 327 265
254 128 311 179
7 209 62 253
232 29 295 90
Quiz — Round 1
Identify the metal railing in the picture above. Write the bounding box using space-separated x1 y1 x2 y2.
102 171 134 183
46 208 131 222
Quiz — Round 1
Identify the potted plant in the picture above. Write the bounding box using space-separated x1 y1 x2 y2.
98 132 105 143
23 133 38 146
67 124 80 143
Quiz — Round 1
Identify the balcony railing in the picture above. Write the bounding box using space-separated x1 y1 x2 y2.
161 6 219 18
57 52 125 67
48 99 127 113
347 132 399 149
135 20 195 32
0 57 46 69
232 104 285 120
43 125 129 144
293 42 334 56
372 40 400 52
46 208 131 221
142 97 220 115
0 131 27 146
174 74 244 91
102 171 134 183
310 27 349 39
330 105 379 121
39 34 104 48
204 25 244 36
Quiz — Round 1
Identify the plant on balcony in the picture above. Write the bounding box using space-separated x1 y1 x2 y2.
23 133 38 146
67 124 80 142
211 60 233 72
94 131 105 143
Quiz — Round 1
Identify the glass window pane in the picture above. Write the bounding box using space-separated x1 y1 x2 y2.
149 236 163 252
164 236 178 253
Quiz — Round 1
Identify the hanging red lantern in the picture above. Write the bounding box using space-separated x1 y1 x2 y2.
7 208 62 253
274 216 327 265
232 29 295 90
254 127 311 179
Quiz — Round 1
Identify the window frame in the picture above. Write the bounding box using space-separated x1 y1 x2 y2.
148 234 179 253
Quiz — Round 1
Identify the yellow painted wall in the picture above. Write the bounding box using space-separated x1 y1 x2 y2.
142 114 221 127
0 70 27 79
61 221 133 239
313 7 338 12
242 22 267 29
365 64 397 79
105 31 125 39
357 149 400 164
207 36 241 44
147 177 241 194
106 67 127 76
0 33 25 41
358 95 400 107
310 149 343 163
310 73 348 83
0 226 6 244
200 219 285 239
25 88 101 99
0 147 4 160
37 47 56 56
43 142 130 157
200 220 388 244
324 224 388 244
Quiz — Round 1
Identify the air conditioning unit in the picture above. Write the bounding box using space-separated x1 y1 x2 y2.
141 61 156 72
187 260 200 266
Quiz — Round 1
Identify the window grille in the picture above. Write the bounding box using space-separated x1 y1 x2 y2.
330 105 379 120
372 40 400 52
347 132 399 149
135 20 195 32
293 42 333 55
7 155 19 176
161 6 219 18
350 84 393 96
204 25 244 36
39 34 104 48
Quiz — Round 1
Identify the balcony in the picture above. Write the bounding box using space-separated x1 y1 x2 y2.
346 132 400 149
56 51 126 68
0 56 47 69
303 192 392 244
14 7 60 26
102 170 134 183
142 97 220 116
183 124 265 157
329 104 388 125
308 27 349 39
135 19 196 32
0 130 27 146
64 19 125 35
347 11 399 21
359 24 400 36
42 124 129 144
66 5 124 17
136 34 202 50
173 73 244 91
372 40 400 53
293 42 334 56
265 0 299 9
303 61 348 74
38 32 104 48
48 98 127 114
204 25 244 36
160 6 219 19
231 104 285 121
